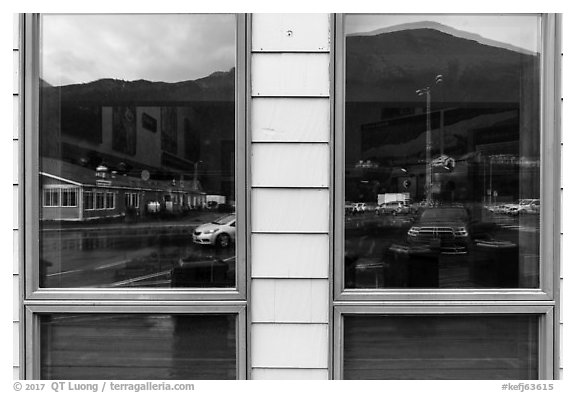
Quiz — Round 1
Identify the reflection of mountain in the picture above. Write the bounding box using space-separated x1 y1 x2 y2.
44 68 235 103
346 26 538 102
348 21 536 55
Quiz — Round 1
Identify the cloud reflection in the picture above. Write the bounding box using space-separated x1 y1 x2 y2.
41 14 236 86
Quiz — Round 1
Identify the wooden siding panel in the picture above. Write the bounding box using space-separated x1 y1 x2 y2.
13 50 19 95
251 98 330 142
249 14 331 375
251 324 328 368
252 188 329 233
251 53 330 97
13 230 19 275
13 321 19 367
13 185 19 230
13 95 19 140
251 368 329 380
13 140 19 185
252 233 329 278
252 143 329 187
13 14 19 50
252 279 329 323
252 14 330 52
13 275 19 322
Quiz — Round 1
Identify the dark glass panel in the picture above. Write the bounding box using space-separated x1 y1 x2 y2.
41 314 236 380
38 15 237 288
344 314 539 379
344 15 541 288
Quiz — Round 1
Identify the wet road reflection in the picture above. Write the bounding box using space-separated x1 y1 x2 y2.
41 212 235 288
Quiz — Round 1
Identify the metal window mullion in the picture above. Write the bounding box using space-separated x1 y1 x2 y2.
333 13 558 302
25 304 247 380
26 13 248 302
333 305 554 380
243 12 252 381
23 12 250 380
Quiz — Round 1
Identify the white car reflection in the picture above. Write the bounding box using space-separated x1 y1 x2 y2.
193 214 236 248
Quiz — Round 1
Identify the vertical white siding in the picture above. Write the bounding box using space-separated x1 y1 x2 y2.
251 14 330 52
13 13 20 380
250 14 331 380
13 275 19 322
13 95 19 140
252 188 329 233
252 234 329 278
251 279 329 323
251 98 330 142
13 322 20 368
252 143 329 187
13 140 19 185
252 53 330 97
251 324 329 368
251 368 329 380
13 230 19 275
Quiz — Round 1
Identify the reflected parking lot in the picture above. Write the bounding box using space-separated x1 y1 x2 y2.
345 205 539 288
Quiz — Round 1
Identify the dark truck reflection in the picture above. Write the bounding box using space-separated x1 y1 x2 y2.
407 206 471 254
345 204 520 288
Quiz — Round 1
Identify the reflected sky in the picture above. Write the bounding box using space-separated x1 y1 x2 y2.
41 14 236 86
345 14 541 53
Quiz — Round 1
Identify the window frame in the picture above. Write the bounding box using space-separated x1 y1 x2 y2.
24 303 247 380
83 190 94 211
333 304 554 380
105 191 115 210
42 187 59 207
23 13 249 301
332 13 562 302
60 187 78 207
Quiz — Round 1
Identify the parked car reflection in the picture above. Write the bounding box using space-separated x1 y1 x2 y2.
376 201 410 216
192 214 236 248
407 206 470 254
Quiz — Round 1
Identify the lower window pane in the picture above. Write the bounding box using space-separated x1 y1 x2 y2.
343 314 539 380
40 314 237 380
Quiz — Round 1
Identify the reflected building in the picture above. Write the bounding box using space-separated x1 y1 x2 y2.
39 70 236 221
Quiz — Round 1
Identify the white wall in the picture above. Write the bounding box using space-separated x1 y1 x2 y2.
13 13 21 380
250 13 331 380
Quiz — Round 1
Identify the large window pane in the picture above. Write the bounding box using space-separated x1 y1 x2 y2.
343 314 539 379
39 15 237 288
344 15 541 289
40 314 237 379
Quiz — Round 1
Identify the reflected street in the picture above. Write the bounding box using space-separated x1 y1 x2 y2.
41 211 235 288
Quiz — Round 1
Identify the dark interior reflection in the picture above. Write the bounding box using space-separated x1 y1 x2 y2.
38 15 236 288
343 314 539 380
344 17 541 289
41 314 236 379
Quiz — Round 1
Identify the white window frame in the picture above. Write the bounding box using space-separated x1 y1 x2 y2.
61 187 78 207
105 191 115 210
83 190 94 211
94 191 105 210
125 192 139 208
42 188 59 207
